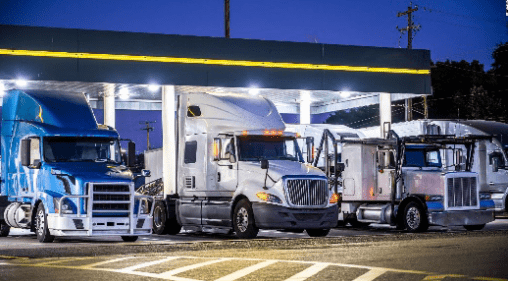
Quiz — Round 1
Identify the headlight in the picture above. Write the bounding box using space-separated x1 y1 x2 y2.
256 192 282 204
54 197 75 214
490 193 504 200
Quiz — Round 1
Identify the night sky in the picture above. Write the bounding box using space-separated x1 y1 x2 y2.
1 0 507 152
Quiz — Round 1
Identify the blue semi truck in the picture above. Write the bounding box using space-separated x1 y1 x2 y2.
0 89 153 242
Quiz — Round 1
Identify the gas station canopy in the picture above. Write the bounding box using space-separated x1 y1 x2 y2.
0 25 431 114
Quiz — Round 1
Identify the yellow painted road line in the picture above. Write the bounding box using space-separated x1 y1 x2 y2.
78 256 135 269
283 262 331 281
352 268 388 281
473 277 508 281
215 260 279 281
119 256 179 272
158 258 232 279
0 48 430 75
33 256 94 266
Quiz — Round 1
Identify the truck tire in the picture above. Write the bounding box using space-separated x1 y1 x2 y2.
35 203 55 243
463 224 485 231
402 201 428 232
121 236 139 242
232 199 259 239
152 201 167 235
0 222 10 237
306 228 330 237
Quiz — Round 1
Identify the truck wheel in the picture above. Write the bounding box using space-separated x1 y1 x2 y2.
152 201 167 235
463 224 485 231
35 203 55 243
402 202 428 232
233 199 259 239
306 228 330 237
121 236 139 242
0 222 10 237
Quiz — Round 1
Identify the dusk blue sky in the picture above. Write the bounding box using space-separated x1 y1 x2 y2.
1 0 507 152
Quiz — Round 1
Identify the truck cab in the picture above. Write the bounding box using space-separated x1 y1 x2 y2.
0 90 153 242
145 92 338 238
339 134 494 232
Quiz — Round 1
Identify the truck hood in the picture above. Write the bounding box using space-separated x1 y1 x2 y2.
44 162 133 182
238 160 325 181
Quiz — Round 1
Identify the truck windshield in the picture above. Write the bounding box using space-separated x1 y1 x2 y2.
237 136 303 162
403 149 442 168
43 137 122 163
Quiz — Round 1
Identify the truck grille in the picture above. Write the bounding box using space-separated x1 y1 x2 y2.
447 177 478 208
90 183 131 217
285 179 327 207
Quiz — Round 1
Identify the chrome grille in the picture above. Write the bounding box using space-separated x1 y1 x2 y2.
447 177 478 208
285 179 327 207
90 183 131 216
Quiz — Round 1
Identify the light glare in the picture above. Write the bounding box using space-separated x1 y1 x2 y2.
15 79 28 87
148 84 160 92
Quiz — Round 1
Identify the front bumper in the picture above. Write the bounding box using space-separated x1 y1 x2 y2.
428 209 494 226
47 214 152 236
252 203 338 229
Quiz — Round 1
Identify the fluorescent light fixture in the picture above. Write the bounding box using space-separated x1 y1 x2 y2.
119 88 129 100
15 79 28 87
249 87 260 96
148 84 160 92
340 91 351 98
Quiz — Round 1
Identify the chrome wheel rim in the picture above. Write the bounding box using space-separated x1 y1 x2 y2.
36 209 45 236
154 206 163 228
236 207 249 232
406 206 420 230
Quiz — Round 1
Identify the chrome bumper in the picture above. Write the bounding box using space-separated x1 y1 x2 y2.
428 209 494 226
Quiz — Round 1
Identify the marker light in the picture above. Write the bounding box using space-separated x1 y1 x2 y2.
329 193 340 204
242 130 248 136
263 129 284 136
213 139 220 159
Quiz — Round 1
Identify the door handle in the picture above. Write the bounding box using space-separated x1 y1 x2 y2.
217 172 221 182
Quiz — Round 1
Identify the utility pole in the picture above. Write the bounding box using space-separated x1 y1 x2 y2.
224 0 230 38
140 121 155 150
397 2 421 121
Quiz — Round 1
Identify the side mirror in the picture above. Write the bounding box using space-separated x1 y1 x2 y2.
213 138 221 161
30 159 41 169
261 159 269 169
128 141 136 167
306 137 314 164
492 157 499 173
378 152 385 167
336 162 345 172
229 154 236 163
21 139 31 167
141 169 151 177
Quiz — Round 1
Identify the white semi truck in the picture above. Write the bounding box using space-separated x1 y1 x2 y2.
316 129 494 231
140 92 338 238
361 120 508 217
